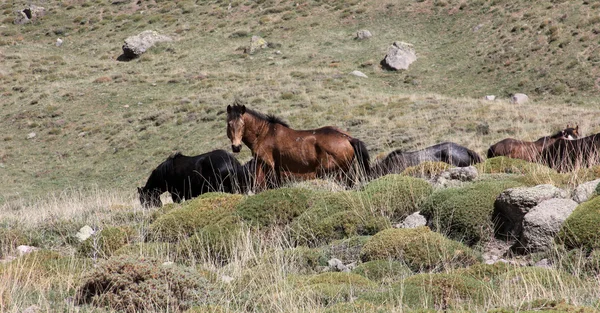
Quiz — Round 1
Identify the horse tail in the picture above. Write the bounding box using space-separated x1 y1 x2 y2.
350 138 370 177
486 146 496 159
466 148 483 164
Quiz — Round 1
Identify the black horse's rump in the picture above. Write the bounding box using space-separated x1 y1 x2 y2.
541 133 600 172
138 150 252 207
372 142 483 177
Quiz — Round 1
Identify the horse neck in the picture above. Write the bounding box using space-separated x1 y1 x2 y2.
533 135 557 149
242 114 272 150
144 169 167 193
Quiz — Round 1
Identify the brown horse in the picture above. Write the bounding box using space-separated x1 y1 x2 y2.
541 132 600 172
487 125 579 162
226 104 370 189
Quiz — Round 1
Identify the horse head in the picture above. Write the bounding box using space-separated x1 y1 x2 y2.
564 124 580 140
138 186 162 208
226 104 246 153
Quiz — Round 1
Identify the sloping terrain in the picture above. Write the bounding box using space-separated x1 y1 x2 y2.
1 0 600 201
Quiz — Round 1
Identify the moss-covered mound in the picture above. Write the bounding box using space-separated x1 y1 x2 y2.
360 227 480 272
452 262 513 282
400 273 491 309
75 255 214 313
2 250 91 282
292 272 376 307
489 299 599 313
402 161 452 178
360 174 433 219
282 246 330 273
495 267 582 290
78 226 134 258
476 156 555 175
421 180 523 245
557 196 600 252
352 260 413 282
149 193 244 242
290 192 389 246
235 187 314 228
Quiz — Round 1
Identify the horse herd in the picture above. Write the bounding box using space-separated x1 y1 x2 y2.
138 104 600 207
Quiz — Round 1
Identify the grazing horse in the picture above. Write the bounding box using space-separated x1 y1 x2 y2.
371 142 483 177
225 104 370 189
138 150 251 207
541 132 600 172
487 125 579 162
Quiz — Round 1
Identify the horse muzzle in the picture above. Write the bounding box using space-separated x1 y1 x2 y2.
232 144 242 153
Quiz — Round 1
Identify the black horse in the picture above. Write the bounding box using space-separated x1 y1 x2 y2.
138 150 253 207
541 132 600 172
371 142 483 177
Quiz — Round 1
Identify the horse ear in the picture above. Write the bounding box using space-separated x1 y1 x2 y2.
576 125 579 131
241 105 246 114
566 124 570 129
227 105 231 113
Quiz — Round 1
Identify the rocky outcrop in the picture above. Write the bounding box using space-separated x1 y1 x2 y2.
572 179 600 203
356 30 372 40
381 42 417 71
122 30 172 59
515 198 578 253
493 184 567 239
14 5 45 25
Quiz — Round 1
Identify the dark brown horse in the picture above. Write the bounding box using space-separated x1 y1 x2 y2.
487 125 579 162
541 132 600 172
226 104 370 189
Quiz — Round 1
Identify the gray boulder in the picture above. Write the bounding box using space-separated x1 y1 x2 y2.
493 184 567 239
122 30 172 59
381 42 417 71
328 258 349 272
396 211 427 229
14 5 45 25
432 166 478 188
516 198 578 253
248 35 268 54
356 30 373 40
572 179 600 203
510 93 529 104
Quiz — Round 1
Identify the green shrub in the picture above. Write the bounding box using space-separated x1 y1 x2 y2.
360 227 480 272
352 260 412 282
421 180 523 245
293 272 376 306
476 156 554 175
3 250 91 282
361 174 433 219
557 196 600 252
235 187 314 228
78 226 134 258
75 255 215 313
399 273 491 309
452 262 513 282
149 193 243 241
283 246 329 273
402 161 451 178
114 242 183 261
290 192 389 246
495 267 582 290
185 219 245 262
558 249 600 277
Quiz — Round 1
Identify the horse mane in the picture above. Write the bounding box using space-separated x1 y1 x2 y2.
147 154 179 187
244 107 290 128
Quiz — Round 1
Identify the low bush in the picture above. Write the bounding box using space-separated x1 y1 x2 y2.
235 187 314 228
421 180 523 245
75 255 216 312
78 226 134 258
556 196 600 252
360 227 480 272
352 260 413 282
360 174 433 219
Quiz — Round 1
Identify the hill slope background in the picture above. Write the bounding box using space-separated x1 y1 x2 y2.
2 0 600 202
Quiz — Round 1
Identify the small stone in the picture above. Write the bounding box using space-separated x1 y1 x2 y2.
124 105 129 108
485 95 496 101
356 29 373 40
396 211 427 229
350 70 368 78
511 93 529 104
17 245 37 256
534 258 552 269
221 275 234 283
78 132 87 137
162 261 174 266
27 132 36 140
75 225 95 242
56 38 63 47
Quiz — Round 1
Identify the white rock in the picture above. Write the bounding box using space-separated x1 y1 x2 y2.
350 70 368 78
56 38 63 47
221 275 234 283
27 132 36 139
485 95 496 101
75 225 95 242
511 93 529 104
17 245 37 256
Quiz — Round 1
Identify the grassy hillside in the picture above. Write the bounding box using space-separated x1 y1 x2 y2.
2 0 600 202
